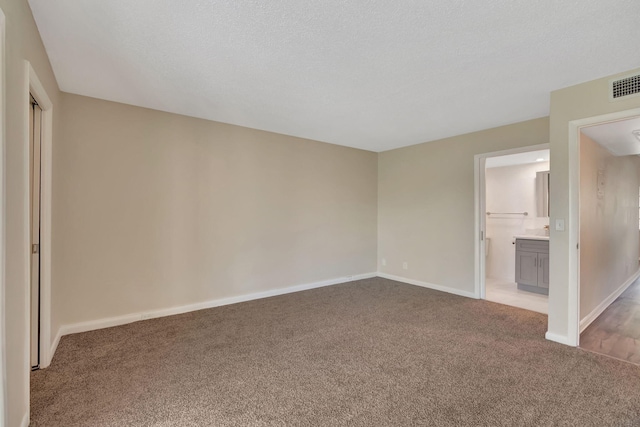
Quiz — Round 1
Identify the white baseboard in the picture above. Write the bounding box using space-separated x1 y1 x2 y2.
545 331 575 346
21 411 29 427
37 330 60 369
579 267 640 333
47 328 63 366
377 272 477 299
55 272 377 346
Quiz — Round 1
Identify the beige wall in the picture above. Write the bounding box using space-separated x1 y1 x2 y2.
378 117 549 293
548 68 640 343
54 93 378 326
579 133 640 322
0 0 61 425
5 2 640 423
485 162 550 281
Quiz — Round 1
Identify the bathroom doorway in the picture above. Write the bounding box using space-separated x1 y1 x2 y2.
475 145 550 314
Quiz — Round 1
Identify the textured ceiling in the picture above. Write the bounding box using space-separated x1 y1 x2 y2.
29 0 640 152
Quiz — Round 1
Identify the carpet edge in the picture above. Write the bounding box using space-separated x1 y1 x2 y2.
50 272 378 361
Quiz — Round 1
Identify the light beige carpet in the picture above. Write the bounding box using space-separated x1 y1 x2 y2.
31 278 640 426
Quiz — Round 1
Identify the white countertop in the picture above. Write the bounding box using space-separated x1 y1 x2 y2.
514 235 549 241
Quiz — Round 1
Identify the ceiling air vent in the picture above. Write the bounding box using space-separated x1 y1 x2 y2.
610 73 640 101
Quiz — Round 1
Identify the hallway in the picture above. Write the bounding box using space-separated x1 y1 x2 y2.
580 278 640 365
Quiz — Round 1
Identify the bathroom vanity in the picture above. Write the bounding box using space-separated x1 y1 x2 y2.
514 237 549 295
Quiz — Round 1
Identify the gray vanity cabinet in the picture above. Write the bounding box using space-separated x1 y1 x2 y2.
515 239 549 295
538 253 550 289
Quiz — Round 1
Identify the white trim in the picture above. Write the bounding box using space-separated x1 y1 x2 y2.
20 412 28 427
473 154 485 299
579 267 640 333
54 273 377 339
473 144 551 160
473 144 550 301
567 120 581 347
20 67 29 427
567 108 640 347
49 328 62 363
25 62 53 369
0 7 6 427
545 331 573 346
377 272 477 299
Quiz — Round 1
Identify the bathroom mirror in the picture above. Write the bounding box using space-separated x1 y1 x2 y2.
536 171 550 217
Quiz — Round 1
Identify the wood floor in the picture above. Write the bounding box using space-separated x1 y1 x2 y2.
580 278 640 365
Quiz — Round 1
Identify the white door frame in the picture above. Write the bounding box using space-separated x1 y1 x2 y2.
24 62 53 369
0 6 6 427
567 107 640 347
474 143 550 300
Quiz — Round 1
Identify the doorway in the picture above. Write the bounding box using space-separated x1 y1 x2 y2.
26 61 54 370
29 95 42 369
566 107 640 346
575 115 640 363
474 144 550 314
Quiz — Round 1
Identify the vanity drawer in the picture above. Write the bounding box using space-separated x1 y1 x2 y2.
515 239 549 253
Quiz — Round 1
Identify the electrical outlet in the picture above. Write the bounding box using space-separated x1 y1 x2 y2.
403 262 408 270
555 219 565 232
382 258 386 266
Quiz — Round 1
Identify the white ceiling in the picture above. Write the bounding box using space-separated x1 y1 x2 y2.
29 0 640 152
581 117 640 156
485 149 549 169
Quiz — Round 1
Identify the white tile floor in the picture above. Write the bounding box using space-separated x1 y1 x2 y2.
485 278 548 314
